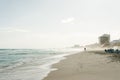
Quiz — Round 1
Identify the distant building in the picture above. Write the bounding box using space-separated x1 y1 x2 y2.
111 39 120 46
99 34 110 46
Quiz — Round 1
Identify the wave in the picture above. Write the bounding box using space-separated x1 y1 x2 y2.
0 48 82 80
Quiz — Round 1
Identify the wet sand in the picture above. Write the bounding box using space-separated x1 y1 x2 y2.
43 50 120 80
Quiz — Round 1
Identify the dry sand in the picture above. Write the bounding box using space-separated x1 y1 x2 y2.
43 51 120 80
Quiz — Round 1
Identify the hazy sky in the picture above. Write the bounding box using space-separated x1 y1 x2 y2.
0 0 120 48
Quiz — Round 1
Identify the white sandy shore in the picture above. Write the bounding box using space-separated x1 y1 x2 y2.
43 51 120 80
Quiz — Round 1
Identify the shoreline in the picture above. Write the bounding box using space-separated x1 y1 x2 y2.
41 51 82 80
43 50 120 80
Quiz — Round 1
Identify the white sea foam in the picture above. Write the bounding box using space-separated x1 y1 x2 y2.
0 48 82 80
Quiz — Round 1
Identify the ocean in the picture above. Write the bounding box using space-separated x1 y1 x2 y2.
0 48 81 80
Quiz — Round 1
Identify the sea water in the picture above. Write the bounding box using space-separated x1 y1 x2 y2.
0 48 81 80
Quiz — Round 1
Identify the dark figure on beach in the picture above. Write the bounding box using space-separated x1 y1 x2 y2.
109 49 114 53
84 48 86 51
105 49 120 54
115 49 119 54
105 49 107 52
105 49 114 53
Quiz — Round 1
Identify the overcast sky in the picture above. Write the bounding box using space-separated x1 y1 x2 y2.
0 0 120 48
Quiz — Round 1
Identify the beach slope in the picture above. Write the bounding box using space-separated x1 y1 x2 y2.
43 51 120 80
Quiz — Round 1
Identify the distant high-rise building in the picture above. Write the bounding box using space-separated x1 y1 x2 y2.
99 34 110 46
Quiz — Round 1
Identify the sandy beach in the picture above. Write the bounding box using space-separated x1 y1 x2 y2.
43 50 120 80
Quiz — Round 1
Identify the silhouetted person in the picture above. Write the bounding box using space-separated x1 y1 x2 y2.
105 49 107 53
115 49 119 54
84 48 86 51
